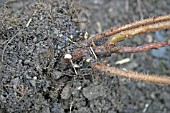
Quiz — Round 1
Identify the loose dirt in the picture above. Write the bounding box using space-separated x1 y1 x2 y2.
0 0 170 113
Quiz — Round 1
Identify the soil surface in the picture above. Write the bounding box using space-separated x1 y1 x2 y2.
0 0 170 113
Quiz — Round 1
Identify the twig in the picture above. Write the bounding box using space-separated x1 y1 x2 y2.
70 59 78 75
26 10 37 27
89 46 97 59
26 18 32 27
85 14 170 46
92 63 170 85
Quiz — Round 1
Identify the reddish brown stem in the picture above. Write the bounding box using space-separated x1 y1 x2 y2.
71 40 170 59
71 48 89 59
92 63 170 85
71 45 114 59
113 40 170 53
85 14 170 46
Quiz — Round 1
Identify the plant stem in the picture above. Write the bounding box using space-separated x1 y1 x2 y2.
85 14 170 46
106 20 170 45
92 63 170 85
71 40 170 59
112 40 170 53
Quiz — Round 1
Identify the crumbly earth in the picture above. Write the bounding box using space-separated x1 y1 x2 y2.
0 0 170 113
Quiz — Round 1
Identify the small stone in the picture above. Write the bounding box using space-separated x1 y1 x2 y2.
24 59 31 64
52 70 62 80
33 37 37 42
83 85 106 100
29 80 36 87
53 28 59 35
61 84 71 99
77 86 81 90
51 103 61 113
11 77 19 85
41 107 50 113
33 76 37 80
26 75 32 79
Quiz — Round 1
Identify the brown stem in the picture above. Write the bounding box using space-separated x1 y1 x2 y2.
71 45 113 59
106 20 170 45
113 40 170 53
85 14 170 46
71 40 170 59
71 48 89 59
92 63 170 85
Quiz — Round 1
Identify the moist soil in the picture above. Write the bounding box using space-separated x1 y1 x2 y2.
0 0 170 113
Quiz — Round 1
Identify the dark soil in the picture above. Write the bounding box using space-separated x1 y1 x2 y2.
0 0 170 113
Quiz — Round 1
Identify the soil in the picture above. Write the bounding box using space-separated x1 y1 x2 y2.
0 0 170 113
